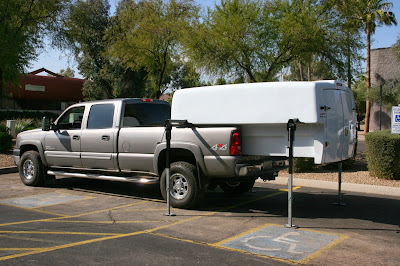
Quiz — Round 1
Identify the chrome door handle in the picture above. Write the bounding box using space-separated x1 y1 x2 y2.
72 135 80 140
102 135 110 141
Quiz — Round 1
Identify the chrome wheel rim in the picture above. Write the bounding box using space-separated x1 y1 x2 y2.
23 159 35 180
170 173 188 200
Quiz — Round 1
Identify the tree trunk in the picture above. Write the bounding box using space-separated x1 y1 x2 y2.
346 29 351 88
307 64 311 81
365 25 371 133
299 62 304 81
0 68 3 109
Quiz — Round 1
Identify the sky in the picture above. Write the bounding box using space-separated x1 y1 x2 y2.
28 0 400 79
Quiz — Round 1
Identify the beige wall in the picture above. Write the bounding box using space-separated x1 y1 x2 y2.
370 47 400 131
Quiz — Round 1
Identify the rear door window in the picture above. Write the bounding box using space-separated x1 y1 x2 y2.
87 104 115 129
123 103 171 127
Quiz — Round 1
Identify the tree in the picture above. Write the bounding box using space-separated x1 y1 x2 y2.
353 0 397 133
185 0 351 83
169 60 203 90
55 0 148 100
105 0 199 99
369 79 400 110
59 67 75 77
0 0 67 107
278 0 363 82
184 0 267 82
56 0 114 99
352 74 367 129
322 0 364 87
392 35 400 60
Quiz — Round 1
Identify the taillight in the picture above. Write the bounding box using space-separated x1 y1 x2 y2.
141 98 153 102
230 130 241 156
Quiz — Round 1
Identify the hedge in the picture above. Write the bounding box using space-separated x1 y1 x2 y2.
365 130 400 180
0 132 13 153
0 110 60 122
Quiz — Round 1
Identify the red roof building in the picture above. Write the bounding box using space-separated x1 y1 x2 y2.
3 68 84 110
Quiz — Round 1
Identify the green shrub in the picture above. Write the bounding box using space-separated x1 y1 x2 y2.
0 110 59 121
0 132 13 153
15 119 40 135
366 130 400 180
293 158 315 173
0 124 8 133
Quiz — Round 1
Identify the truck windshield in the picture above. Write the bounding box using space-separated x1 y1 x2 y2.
123 103 171 127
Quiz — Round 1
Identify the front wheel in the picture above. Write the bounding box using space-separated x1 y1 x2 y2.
160 161 203 209
19 151 46 187
219 180 255 194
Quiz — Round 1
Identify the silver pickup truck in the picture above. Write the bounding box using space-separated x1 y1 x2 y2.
13 98 285 208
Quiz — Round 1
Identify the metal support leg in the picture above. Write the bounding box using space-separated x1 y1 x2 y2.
164 120 175 216
333 161 346 206
285 119 299 229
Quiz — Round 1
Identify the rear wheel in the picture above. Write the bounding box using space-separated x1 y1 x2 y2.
160 161 203 209
19 151 46 187
219 180 255 194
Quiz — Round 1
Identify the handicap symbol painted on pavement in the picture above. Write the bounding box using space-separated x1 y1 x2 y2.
243 232 303 254
220 225 345 262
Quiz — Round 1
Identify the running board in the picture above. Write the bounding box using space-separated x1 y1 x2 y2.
47 170 159 184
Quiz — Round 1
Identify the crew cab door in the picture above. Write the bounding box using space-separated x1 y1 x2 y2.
44 106 85 167
118 101 170 173
80 103 117 170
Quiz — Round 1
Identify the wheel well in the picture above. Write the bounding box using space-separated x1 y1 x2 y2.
157 148 197 176
20 145 39 156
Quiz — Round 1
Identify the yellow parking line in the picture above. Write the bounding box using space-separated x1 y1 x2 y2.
0 248 42 251
0 202 67 217
0 187 297 262
214 222 349 265
46 220 171 224
0 213 213 261
116 208 166 212
30 196 95 209
149 232 299 265
214 223 276 246
300 234 349 264
0 231 120 236
0 201 148 227
0 235 62 244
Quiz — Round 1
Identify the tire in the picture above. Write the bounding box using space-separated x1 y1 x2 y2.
160 161 203 209
219 180 255 194
19 151 46 187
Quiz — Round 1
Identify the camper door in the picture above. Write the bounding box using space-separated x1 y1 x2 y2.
323 89 356 163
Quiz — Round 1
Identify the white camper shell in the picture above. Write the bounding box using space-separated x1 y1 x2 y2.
171 80 357 164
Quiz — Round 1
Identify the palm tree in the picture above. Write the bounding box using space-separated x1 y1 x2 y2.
355 0 396 133
327 0 363 88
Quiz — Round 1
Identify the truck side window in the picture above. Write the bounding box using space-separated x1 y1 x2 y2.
123 103 171 127
87 104 115 129
57 106 85 130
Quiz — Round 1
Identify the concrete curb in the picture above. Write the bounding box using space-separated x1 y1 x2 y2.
257 176 400 197
0 167 18 175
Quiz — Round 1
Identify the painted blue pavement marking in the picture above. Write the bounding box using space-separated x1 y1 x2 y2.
0 193 87 208
221 225 339 261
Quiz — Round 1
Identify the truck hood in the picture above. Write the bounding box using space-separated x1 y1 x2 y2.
17 128 42 136
16 128 46 149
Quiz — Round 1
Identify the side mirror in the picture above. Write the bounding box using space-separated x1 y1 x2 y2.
42 117 50 131
50 122 58 131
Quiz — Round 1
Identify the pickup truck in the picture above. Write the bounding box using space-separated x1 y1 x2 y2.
14 98 284 208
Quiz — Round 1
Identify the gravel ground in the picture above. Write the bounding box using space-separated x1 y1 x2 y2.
0 153 15 168
1 131 399 187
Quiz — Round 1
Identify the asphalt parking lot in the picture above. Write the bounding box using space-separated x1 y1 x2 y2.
0 172 399 265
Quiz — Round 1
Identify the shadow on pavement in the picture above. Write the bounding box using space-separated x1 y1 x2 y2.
46 177 400 231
